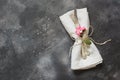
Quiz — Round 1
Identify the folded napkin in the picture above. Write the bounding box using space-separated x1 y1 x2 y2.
59 8 103 70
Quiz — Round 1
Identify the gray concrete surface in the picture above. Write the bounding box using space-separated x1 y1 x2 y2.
0 0 120 80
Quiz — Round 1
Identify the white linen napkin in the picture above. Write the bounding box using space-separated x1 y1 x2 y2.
59 8 103 70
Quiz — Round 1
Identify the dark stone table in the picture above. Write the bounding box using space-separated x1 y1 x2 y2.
0 0 120 80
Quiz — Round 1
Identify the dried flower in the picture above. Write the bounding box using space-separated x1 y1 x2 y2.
75 26 86 36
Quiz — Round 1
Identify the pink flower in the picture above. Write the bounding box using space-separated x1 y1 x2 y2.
75 26 86 36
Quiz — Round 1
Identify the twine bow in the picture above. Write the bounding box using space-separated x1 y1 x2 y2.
69 9 111 59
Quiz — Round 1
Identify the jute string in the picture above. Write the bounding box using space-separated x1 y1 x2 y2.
69 25 111 59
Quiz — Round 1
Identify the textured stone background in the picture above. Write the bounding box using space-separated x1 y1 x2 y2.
0 0 120 80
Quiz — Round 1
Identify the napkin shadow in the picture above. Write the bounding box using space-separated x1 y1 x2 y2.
72 63 103 75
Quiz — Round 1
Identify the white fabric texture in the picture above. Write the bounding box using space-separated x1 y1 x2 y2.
59 8 103 70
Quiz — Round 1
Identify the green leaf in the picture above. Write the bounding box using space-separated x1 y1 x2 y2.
83 38 91 45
